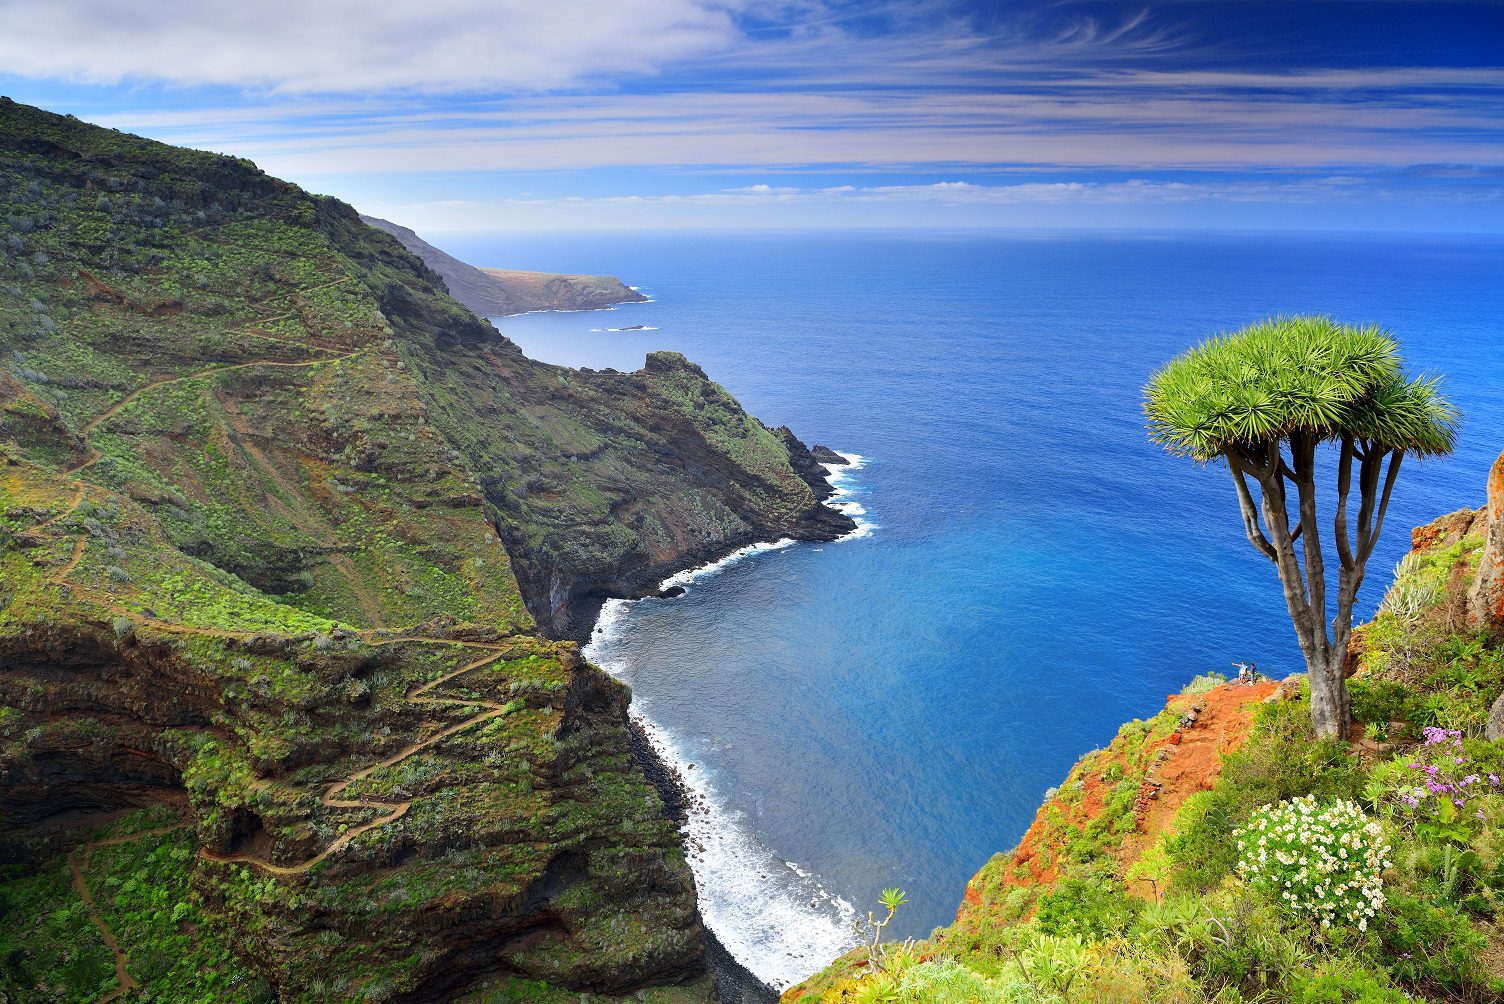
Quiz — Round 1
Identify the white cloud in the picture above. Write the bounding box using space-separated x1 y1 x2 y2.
335 165 1504 234
364 175 1448 232
0 0 745 93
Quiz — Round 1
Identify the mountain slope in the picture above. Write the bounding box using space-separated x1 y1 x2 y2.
0 97 845 1002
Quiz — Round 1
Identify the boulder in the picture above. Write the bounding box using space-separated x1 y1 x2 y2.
1468 449 1504 634
1265 675 1304 704
1487 690 1504 743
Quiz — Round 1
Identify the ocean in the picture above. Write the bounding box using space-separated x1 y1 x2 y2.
434 229 1504 988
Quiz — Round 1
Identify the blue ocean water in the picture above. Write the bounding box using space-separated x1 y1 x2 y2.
436 230 1504 986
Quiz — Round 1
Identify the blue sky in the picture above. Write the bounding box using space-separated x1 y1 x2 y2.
2 0 1501 232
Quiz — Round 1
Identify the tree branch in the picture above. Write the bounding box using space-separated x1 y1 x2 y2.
1360 450 1404 564
1334 434 1356 572
1291 431 1331 667
1232 442 1276 482
1354 449 1380 557
1227 457 1277 562
1258 456 1316 655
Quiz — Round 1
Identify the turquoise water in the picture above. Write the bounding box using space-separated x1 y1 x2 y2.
436 230 1504 986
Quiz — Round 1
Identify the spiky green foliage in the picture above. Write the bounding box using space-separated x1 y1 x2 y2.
1143 316 1458 463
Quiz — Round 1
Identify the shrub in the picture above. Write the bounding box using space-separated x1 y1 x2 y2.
111 616 134 638
1034 874 1139 940
1373 891 1487 993
1236 795 1390 934
1347 678 1417 734
1291 962 1410 1004
1183 671 1230 695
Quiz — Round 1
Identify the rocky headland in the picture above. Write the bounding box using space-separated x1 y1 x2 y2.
361 216 648 317
0 98 845 1002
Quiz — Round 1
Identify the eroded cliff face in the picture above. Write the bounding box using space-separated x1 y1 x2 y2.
0 98 843 1001
410 344 853 640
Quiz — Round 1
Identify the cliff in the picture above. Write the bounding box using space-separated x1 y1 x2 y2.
788 473 1504 1002
0 98 847 1002
361 216 648 317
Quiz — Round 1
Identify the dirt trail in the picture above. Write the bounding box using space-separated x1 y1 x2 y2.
39 274 528 983
53 535 87 585
1124 681 1278 896
67 351 362 476
69 823 189 1003
39 348 363 590
329 553 386 629
201 644 511 875
213 389 348 552
228 277 354 346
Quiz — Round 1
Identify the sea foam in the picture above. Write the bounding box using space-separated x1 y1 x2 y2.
583 453 875 988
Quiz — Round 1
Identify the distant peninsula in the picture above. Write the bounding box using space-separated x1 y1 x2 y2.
362 215 649 316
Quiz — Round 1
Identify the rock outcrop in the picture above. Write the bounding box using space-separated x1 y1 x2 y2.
362 215 648 316
1468 449 1504 635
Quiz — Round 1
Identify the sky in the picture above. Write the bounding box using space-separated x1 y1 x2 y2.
1 0 1501 233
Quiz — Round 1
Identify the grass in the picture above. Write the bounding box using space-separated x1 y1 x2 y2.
0 808 272 1004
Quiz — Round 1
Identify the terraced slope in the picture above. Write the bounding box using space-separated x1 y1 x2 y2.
0 98 845 1002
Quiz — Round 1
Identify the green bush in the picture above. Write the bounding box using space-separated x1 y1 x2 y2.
1372 892 1487 993
1347 678 1418 732
1184 672 1230 695
1291 963 1410 1004
1236 795 1390 934
1033 874 1140 940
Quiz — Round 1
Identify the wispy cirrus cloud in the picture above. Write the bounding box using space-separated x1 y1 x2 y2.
2 0 1499 231
365 174 1502 232
88 76 1504 178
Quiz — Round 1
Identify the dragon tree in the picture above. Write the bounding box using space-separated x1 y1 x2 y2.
1144 316 1458 739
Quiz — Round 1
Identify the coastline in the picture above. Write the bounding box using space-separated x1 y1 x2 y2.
551 456 861 644
625 716 779 1004
586 452 873 994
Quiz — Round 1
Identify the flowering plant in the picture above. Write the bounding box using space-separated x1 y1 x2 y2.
1395 727 1501 843
1236 795 1390 934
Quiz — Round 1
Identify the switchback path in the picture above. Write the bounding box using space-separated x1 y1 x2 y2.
41 332 533 935
200 643 513 875
35 348 364 588
68 823 189 1004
